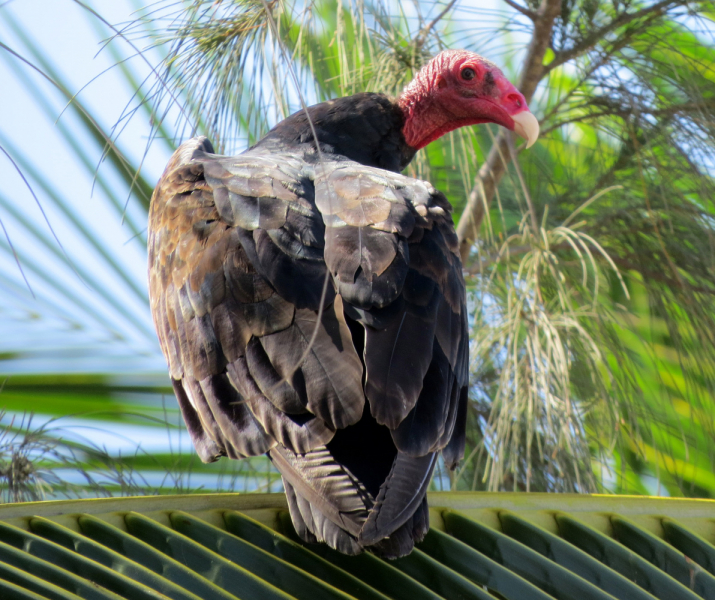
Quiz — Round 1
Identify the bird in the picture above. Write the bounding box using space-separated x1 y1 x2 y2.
148 49 539 558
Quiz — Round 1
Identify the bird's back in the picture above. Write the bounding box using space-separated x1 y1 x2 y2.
148 95 468 557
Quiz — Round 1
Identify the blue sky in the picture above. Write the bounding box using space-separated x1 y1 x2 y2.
0 0 514 461
0 0 172 373
0 0 495 463
0 0 515 375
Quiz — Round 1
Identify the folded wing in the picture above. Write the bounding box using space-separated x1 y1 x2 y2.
148 137 468 557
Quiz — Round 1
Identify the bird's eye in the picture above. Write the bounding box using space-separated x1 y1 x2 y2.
461 68 476 81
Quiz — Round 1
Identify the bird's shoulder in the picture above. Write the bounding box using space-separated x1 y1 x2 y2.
148 135 469 552
253 93 416 171
148 136 467 458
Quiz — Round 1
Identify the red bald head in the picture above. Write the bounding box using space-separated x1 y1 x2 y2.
398 49 539 150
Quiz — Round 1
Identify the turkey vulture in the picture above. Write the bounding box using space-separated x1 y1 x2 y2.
148 49 538 558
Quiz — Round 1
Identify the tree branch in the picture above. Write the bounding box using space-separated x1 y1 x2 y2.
538 101 715 137
454 0 700 262
414 0 458 50
544 0 682 75
456 0 562 261
502 0 538 21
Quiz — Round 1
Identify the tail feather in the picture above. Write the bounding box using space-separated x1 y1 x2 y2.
284 479 363 555
269 446 370 538
358 451 436 546
283 477 431 558
276 426 435 558
369 496 430 559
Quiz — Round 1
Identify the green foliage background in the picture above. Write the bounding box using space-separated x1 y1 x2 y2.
1 0 714 501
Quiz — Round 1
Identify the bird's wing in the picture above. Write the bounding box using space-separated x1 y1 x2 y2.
149 137 468 555
149 138 365 461
308 160 469 554
313 161 469 458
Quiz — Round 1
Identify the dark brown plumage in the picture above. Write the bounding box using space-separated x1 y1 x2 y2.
148 50 538 558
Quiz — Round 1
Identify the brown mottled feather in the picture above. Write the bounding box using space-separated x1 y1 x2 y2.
148 129 468 558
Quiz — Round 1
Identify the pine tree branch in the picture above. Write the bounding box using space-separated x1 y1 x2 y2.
454 0 701 262
539 101 715 137
414 0 458 50
544 0 686 75
608 255 715 294
501 0 538 21
456 0 562 261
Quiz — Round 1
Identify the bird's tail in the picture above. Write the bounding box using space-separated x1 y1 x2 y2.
282 478 431 559
274 441 435 559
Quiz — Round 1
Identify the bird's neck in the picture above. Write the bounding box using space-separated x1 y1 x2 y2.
398 61 451 150
399 85 471 150
255 93 416 172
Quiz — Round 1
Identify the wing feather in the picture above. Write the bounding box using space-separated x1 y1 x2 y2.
198 373 274 458
244 337 306 414
390 340 453 456
363 286 440 429
149 137 469 559
226 358 334 453
442 386 469 470
171 379 224 463
258 297 364 430
237 226 334 310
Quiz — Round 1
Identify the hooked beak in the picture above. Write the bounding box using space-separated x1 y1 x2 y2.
511 111 540 149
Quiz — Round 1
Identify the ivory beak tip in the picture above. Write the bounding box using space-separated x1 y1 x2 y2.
512 111 540 149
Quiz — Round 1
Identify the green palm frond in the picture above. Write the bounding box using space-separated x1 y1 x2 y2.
0 0 714 501
1 492 714 598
